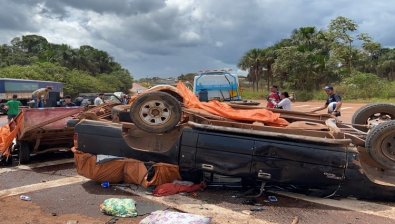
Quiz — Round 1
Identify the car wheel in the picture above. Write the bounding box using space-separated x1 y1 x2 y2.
365 120 395 169
130 91 181 133
19 141 31 164
352 103 395 132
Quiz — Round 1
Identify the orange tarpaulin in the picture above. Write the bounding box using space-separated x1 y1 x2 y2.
0 113 23 157
176 82 289 126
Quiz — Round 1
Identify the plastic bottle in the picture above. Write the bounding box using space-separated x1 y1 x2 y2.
101 181 110 188
20 195 31 201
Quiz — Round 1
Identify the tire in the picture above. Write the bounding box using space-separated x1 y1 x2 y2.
19 141 31 164
130 91 181 133
352 103 395 132
365 120 395 169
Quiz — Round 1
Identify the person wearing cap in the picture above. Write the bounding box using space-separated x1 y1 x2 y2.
311 85 342 116
266 85 280 109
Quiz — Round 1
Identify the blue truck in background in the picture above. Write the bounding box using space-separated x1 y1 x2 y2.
193 69 241 102
0 78 63 113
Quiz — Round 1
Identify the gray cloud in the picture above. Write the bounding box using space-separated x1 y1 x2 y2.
1 0 395 78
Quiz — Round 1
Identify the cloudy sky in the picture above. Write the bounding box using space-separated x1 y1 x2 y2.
0 0 394 79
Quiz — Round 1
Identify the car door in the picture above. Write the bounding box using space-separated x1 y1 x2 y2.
194 132 254 176
252 139 347 187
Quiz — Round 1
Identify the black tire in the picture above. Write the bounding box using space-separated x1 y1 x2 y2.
352 103 395 132
365 120 395 169
19 141 31 164
130 91 181 133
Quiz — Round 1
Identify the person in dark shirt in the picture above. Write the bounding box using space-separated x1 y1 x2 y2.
63 95 76 107
311 85 342 116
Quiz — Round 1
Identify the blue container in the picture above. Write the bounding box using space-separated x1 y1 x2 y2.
198 90 208 102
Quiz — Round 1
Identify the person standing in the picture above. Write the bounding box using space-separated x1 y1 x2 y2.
6 94 22 122
32 86 52 108
311 85 342 116
274 92 292 111
266 85 280 109
94 93 104 106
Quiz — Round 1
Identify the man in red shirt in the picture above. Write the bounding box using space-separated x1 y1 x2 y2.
266 85 280 108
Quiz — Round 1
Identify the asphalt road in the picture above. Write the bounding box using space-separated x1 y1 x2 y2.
1 102 395 224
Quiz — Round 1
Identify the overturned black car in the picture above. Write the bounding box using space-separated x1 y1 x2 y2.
70 86 395 200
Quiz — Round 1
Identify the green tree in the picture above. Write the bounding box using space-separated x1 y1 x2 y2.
328 16 358 76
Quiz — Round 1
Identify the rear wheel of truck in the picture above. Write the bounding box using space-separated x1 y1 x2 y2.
352 103 395 132
130 91 181 133
365 120 395 169
18 141 31 164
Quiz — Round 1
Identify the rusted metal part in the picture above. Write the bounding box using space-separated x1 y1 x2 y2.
20 107 80 138
356 146 395 186
183 108 233 121
121 122 186 152
188 121 352 145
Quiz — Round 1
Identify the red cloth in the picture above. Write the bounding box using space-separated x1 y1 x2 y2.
266 91 280 108
153 183 204 197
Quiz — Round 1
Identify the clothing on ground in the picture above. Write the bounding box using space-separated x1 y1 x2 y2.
100 198 137 217
153 182 205 196
140 210 211 224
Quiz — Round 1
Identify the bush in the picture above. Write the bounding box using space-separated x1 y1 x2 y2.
340 72 386 99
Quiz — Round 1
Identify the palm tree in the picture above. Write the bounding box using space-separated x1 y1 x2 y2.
238 48 266 92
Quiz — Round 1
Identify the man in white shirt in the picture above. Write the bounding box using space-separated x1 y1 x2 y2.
94 93 104 106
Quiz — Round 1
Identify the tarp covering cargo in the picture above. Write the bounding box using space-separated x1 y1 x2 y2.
72 148 181 187
0 113 24 157
176 82 289 126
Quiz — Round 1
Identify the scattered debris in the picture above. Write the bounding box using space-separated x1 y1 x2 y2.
268 196 278 202
19 195 31 201
66 220 79 224
291 216 299 224
241 210 252 215
250 207 265 212
139 210 211 224
100 198 137 218
242 199 257 205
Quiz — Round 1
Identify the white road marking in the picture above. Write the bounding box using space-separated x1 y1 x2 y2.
117 186 275 224
341 107 353 110
294 105 311 108
0 175 88 198
0 158 74 174
274 191 395 220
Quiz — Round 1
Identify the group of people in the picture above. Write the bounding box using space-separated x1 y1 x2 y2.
266 85 342 117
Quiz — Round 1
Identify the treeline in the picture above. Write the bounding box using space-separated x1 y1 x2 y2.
0 35 133 96
238 16 395 100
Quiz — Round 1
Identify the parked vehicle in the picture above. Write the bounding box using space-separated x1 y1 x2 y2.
193 69 241 102
76 93 122 106
71 85 395 199
0 78 63 106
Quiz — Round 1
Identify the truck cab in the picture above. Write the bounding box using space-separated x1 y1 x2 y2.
193 70 241 102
